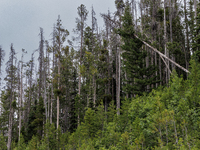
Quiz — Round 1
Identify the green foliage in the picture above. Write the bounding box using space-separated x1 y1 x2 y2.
25 97 45 142
62 59 200 149
11 100 17 109
1 1 200 149
192 2 200 62
15 134 26 150
118 4 157 96
53 89 62 97
3 59 200 149
42 123 57 150
0 133 7 150
25 136 39 150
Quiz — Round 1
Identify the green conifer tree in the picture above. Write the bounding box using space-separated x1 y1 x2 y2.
118 4 157 96
193 1 200 62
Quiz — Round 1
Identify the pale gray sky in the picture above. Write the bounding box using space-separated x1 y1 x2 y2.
0 0 116 63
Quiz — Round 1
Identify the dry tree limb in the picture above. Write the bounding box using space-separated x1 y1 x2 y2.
134 34 190 73
160 55 172 74
100 14 190 73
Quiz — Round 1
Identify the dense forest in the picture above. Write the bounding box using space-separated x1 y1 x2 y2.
1 0 200 149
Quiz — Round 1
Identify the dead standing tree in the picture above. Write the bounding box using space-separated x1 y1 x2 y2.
7 44 17 150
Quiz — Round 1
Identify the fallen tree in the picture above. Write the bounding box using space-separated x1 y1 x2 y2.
134 34 190 74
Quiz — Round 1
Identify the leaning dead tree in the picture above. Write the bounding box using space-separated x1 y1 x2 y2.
101 14 190 74
134 34 190 74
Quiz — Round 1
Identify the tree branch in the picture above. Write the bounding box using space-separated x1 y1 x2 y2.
134 34 190 73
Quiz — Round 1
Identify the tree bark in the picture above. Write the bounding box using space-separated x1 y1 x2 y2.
184 0 189 73
19 52 24 141
164 0 169 84
194 0 197 22
116 45 120 115
169 0 175 70
57 33 61 129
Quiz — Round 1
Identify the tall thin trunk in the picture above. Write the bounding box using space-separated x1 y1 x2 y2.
44 48 48 122
57 33 61 129
116 1 123 115
184 0 189 73
19 53 23 141
92 6 97 107
7 44 15 150
50 83 53 124
17 63 20 140
116 45 119 113
140 0 143 32
194 0 197 23
28 53 34 120
135 0 137 27
158 26 162 86
170 0 175 70
112 60 114 101
39 28 44 98
93 75 96 106
164 0 169 84
151 51 154 89
57 60 60 129
146 46 150 91
131 0 135 24
116 45 120 115
47 51 50 121
78 13 84 126
51 26 56 124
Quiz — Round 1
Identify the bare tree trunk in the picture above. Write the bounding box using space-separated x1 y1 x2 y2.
47 52 50 121
115 1 123 115
131 0 135 24
170 0 175 70
92 7 97 107
135 0 137 27
112 60 114 101
158 24 162 86
116 45 120 115
151 51 154 89
44 48 48 122
140 0 143 33
164 0 169 84
50 27 56 124
77 11 85 125
57 47 60 129
39 28 44 98
125 71 128 98
194 0 197 22
184 0 189 73
0 47 5 87
146 46 150 91
50 83 53 124
19 53 23 141
155 52 158 88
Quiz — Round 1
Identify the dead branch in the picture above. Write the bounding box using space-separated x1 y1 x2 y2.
134 34 190 73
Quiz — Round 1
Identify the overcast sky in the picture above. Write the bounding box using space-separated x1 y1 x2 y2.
0 0 116 64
